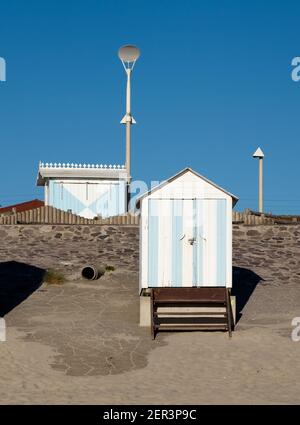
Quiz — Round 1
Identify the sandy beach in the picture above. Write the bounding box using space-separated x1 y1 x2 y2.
1 270 300 405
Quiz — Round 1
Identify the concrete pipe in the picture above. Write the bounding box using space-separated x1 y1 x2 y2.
81 265 105 280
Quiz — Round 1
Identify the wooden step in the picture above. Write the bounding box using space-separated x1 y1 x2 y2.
155 313 226 318
155 316 228 324
156 324 228 330
156 306 226 314
150 287 233 339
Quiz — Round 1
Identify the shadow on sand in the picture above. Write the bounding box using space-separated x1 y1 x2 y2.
231 266 263 323
0 261 45 316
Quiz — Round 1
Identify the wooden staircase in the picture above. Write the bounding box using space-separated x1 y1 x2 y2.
150 287 234 339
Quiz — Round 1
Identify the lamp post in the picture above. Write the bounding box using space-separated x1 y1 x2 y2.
252 147 265 213
118 45 140 185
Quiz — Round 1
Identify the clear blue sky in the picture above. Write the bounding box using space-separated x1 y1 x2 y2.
0 0 299 213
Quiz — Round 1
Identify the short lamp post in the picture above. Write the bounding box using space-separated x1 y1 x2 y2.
252 147 265 213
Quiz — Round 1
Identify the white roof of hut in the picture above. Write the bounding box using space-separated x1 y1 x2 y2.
136 167 239 207
36 162 128 186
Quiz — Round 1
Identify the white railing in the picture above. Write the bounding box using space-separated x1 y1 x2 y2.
39 162 126 170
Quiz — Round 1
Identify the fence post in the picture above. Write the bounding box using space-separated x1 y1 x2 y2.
41 207 46 223
64 210 68 224
53 207 57 224
45 206 49 224
37 207 41 223
58 209 63 224
50 206 54 224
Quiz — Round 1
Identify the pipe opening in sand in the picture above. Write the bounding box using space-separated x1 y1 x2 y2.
81 266 99 280
81 265 105 280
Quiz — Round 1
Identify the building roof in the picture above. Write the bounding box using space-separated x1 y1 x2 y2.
0 199 44 214
36 162 128 186
136 167 239 208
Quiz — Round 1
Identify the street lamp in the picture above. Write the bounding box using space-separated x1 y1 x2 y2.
252 147 265 213
118 45 140 185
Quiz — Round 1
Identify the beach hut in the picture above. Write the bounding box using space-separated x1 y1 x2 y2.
137 167 239 338
36 162 128 219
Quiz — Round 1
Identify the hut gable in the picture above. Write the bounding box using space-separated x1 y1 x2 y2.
137 168 238 207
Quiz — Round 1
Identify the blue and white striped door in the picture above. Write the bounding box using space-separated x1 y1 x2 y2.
192 199 227 286
147 198 227 287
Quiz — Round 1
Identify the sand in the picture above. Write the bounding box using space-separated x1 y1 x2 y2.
0 272 300 404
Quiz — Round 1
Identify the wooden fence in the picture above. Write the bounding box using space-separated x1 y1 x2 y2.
232 211 275 225
0 206 139 225
232 210 300 225
0 206 298 226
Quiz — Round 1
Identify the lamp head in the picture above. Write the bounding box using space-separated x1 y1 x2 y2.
118 45 140 70
253 147 265 158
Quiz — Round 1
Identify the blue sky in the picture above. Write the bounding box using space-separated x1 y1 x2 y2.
0 0 299 213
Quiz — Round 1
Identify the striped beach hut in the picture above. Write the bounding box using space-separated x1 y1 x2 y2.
137 168 238 337
138 167 238 290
